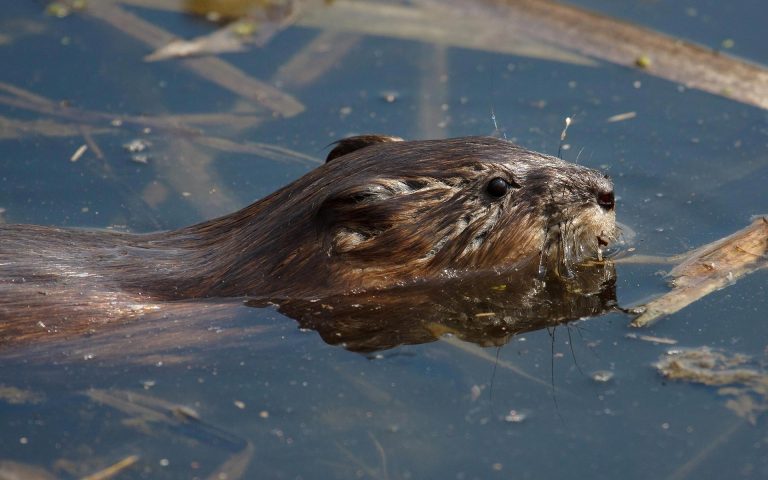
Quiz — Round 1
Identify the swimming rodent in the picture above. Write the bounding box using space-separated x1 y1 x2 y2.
0 135 617 339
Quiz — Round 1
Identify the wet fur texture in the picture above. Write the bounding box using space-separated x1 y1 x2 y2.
0 136 615 333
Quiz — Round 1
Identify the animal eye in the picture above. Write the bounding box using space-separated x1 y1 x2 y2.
486 177 509 198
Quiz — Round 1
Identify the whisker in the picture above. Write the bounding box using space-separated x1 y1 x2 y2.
557 116 571 159
575 147 585 164
566 325 585 376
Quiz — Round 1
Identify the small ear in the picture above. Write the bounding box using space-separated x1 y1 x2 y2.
316 183 391 226
326 135 404 163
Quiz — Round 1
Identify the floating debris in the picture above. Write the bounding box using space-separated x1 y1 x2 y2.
45 2 72 18
145 21 253 61
656 347 768 424
0 460 56 480
625 333 678 345
80 455 140 480
470 384 483 402
145 1 299 61
130 154 150 164
380 91 399 103
296 0 593 65
504 409 527 423
559 116 572 142
591 370 614 383
634 54 652 69
123 138 151 153
45 0 86 18
123 139 151 164
70 143 88 162
0 384 44 405
633 216 768 327
606 111 637 123
85 389 255 477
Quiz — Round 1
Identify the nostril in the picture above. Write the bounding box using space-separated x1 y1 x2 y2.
597 190 615 211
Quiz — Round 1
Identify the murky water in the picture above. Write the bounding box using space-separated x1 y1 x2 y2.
1 1 767 479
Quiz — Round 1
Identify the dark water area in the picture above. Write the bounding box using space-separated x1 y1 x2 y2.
1 1 767 479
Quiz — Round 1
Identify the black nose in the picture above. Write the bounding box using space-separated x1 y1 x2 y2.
597 190 615 211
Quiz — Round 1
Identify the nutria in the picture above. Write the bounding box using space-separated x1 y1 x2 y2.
0 135 616 344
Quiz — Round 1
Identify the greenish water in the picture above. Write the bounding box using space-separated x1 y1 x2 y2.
1 1 767 479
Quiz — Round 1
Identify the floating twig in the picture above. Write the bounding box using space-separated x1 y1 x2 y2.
633 216 768 327
80 455 140 480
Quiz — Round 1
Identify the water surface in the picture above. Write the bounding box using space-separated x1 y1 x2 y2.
1 1 767 478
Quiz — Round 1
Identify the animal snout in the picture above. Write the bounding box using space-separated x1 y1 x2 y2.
597 190 615 211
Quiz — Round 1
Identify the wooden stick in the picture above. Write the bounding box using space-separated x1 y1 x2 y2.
633 217 768 327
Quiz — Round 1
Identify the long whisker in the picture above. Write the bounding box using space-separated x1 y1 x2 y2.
566 325 585 376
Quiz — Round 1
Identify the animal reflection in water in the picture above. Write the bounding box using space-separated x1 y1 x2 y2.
1 259 617 360
273 259 617 352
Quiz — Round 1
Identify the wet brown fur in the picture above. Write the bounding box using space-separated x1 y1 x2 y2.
0 136 616 342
